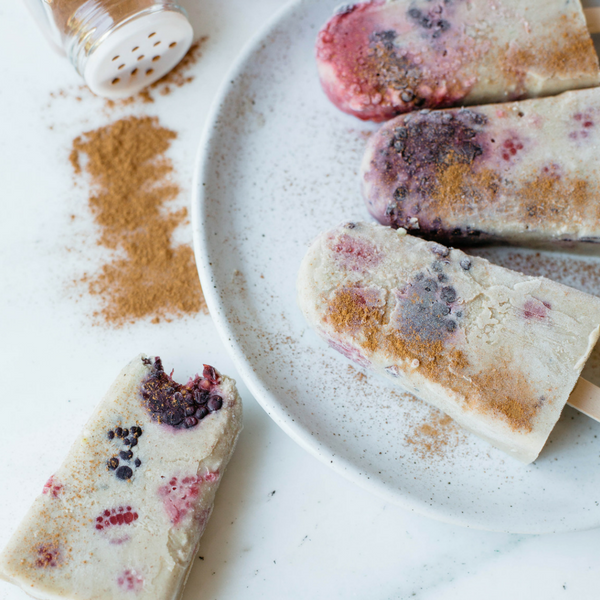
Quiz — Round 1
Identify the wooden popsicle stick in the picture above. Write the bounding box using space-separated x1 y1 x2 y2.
584 7 600 35
568 377 600 422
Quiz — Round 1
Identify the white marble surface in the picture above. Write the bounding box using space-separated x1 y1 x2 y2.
0 1 599 599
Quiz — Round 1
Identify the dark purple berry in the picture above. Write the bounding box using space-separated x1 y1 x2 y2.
128 437 138 448
185 405 196 417
440 286 457 303
446 320 457 332
108 431 115 440
116 466 133 480
194 390 208 405
121 429 129 438
184 416 198 428
173 392 184 404
107 457 119 470
115 427 123 438
131 426 142 438
208 396 223 412
460 258 472 270
134 458 141 468
120 450 133 460
165 409 184 426
203 365 219 384
195 406 209 420
123 437 132 446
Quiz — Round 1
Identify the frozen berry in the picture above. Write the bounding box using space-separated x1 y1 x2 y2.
115 427 123 438
108 431 115 440
134 458 141 468
129 437 138 448
203 365 219 384
107 457 119 470
120 450 133 460
131 426 142 438
194 390 208 405
195 406 209 420
208 396 223 412
185 405 196 417
165 409 184 426
184 416 198 428
440 286 457 303
121 429 129 438
460 258 471 270
116 466 133 480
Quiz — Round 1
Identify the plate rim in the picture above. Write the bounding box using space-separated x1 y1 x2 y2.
190 0 599 534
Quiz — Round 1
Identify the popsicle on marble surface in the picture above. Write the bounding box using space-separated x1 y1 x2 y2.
361 88 600 246
0 355 242 600
297 222 600 463
316 0 600 122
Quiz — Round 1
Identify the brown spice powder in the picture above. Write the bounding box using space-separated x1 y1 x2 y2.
71 116 206 325
405 412 464 460
326 285 540 432
502 15 599 83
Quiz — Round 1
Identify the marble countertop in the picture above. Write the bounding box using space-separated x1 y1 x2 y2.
1 1 599 598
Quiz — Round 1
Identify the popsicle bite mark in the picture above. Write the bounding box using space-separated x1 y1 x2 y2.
140 357 223 430
330 233 383 272
42 475 63 498
117 568 144 593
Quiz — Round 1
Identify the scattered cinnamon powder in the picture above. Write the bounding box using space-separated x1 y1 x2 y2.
70 116 206 326
405 411 464 460
501 15 598 85
326 284 541 432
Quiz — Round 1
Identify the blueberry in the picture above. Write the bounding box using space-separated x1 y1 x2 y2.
440 286 457 303
132 426 143 438
121 429 129 438
165 409 184 426
107 457 119 470
446 320 457 332
185 405 196 417
107 431 115 440
184 416 198 428
194 390 208 405
460 258 472 270
437 273 448 282
115 427 123 438
129 437 138 448
208 396 223 412
123 437 132 446
432 303 450 318
195 406 209 420
134 458 141 468
173 392 184 404
120 450 133 460
116 466 133 480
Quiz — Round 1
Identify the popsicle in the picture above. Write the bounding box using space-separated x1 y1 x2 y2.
316 0 600 122
297 222 600 463
361 88 600 246
0 355 242 599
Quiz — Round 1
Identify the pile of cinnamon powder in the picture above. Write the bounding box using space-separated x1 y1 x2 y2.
70 116 206 326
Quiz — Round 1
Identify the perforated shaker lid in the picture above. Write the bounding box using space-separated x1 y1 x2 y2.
83 10 193 99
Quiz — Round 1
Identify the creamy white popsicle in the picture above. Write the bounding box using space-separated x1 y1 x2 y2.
361 88 600 246
0 355 242 599
316 0 600 122
297 222 600 463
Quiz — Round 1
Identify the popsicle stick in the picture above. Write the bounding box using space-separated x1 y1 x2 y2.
584 7 600 35
568 377 600 422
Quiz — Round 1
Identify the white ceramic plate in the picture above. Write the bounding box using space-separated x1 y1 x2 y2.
192 0 600 533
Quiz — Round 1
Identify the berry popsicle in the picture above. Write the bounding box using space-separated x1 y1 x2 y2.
0 355 242 599
297 222 600 463
362 88 600 247
316 0 600 122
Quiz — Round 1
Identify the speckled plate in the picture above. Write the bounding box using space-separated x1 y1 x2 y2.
192 0 600 533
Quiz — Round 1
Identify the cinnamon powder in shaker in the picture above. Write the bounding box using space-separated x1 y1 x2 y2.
70 115 206 325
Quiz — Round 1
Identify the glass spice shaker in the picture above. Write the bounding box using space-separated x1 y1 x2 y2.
23 0 193 98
